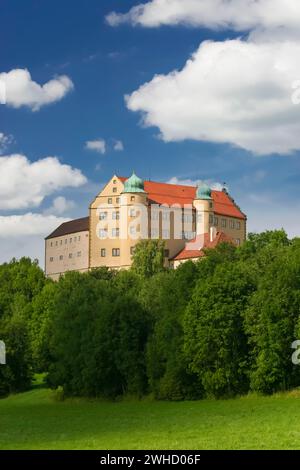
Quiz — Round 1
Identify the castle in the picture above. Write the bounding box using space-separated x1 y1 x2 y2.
45 173 247 280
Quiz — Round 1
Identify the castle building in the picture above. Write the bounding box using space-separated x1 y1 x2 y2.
45 173 247 280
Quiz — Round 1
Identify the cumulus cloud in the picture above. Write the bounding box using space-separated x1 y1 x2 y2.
113 140 124 151
0 154 87 210
0 69 74 111
0 213 71 265
0 213 69 238
126 38 300 155
85 139 106 154
106 0 300 30
44 196 75 215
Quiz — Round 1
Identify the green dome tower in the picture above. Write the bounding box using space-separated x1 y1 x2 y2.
122 171 146 194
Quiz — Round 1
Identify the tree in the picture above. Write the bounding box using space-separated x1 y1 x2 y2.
143 263 202 400
245 244 300 394
0 258 46 396
131 240 165 277
184 262 255 398
47 272 149 398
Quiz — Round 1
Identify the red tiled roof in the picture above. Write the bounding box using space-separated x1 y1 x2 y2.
173 231 235 261
119 177 245 219
45 217 89 240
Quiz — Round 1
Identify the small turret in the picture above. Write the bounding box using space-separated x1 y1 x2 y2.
196 182 212 200
193 182 214 235
122 171 146 194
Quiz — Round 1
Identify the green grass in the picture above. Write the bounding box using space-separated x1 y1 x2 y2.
1 388 300 449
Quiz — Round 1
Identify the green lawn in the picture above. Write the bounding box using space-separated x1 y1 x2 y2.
1 388 300 449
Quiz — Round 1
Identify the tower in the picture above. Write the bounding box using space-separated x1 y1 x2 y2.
120 172 148 265
193 182 214 235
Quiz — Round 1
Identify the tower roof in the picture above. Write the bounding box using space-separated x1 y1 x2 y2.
196 182 212 200
122 171 146 193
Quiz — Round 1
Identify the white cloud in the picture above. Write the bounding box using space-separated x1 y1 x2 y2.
167 177 225 191
106 0 300 30
44 196 75 215
0 133 13 154
0 213 70 265
0 213 69 238
85 139 106 154
0 69 74 111
113 140 124 151
0 154 87 210
126 38 300 155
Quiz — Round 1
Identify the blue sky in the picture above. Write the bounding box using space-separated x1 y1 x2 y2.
1 0 300 264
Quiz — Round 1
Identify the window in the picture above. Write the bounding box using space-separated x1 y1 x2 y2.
209 214 214 224
230 220 235 229
130 246 135 255
69 253 73 259
99 229 108 239
59 255 63 261
74 236 77 242
113 179 117 184
236 238 241 246
113 187 117 193
112 248 120 257
164 249 170 258
129 208 136 217
50 242 53 247
131 196 135 202
112 211 120 220
70 238 72 243
78 236 81 241
221 219 227 228
65 239 67 244
236 221 241 230
99 211 107 220
214 217 218 226
108 198 113 204
55 241 58 246
101 248 106 257
60 240 63 245
50 257 54 262
116 197 120 204
77 251 81 257
112 228 119 237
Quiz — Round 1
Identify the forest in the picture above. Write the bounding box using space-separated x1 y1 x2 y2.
1 230 300 401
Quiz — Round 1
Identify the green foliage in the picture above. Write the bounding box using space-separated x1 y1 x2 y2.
245 244 300 394
131 239 166 277
2 230 300 401
47 272 149 398
0 258 46 396
184 262 255 398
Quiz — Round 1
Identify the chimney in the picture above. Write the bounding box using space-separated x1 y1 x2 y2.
210 226 217 242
